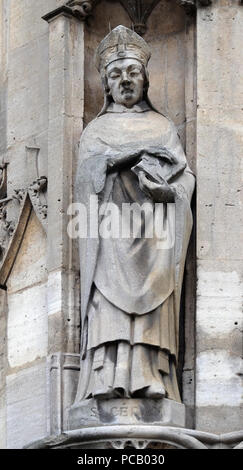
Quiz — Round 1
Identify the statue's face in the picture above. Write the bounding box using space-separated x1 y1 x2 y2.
106 58 145 108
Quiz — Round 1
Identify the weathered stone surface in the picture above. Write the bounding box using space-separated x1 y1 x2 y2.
7 284 47 368
7 39 49 191
0 0 81 450
0 290 7 449
47 269 80 354
7 211 47 293
6 211 47 368
6 362 47 449
4 0 64 195
197 350 242 406
196 0 243 433
25 425 243 450
195 406 243 436
49 353 80 434
45 10 83 362
8 0 57 51
69 398 185 430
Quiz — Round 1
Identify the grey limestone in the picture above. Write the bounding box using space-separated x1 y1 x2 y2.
196 0 243 433
6 362 47 449
68 398 185 430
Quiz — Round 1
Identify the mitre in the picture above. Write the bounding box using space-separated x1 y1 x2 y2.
95 25 151 73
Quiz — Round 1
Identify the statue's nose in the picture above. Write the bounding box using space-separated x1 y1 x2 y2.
121 72 131 86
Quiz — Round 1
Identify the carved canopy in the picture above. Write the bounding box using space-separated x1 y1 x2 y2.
65 0 212 34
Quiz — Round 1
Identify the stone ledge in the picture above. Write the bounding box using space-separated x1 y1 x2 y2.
24 426 243 449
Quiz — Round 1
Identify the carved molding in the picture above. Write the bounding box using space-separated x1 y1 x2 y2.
49 353 80 435
25 425 243 449
13 177 48 231
0 193 32 286
0 197 14 263
76 0 212 33
43 0 219 33
0 176 48 283
28 177 48 228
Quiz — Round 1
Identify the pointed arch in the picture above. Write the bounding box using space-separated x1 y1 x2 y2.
0 193 33 287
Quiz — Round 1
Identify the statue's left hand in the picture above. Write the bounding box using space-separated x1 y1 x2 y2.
138 171 175 202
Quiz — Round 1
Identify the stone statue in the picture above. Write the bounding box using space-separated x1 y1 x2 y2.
74 26 195 405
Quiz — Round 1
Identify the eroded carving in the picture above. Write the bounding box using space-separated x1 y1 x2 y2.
0 193 32 286
13 177 48 230
0 144 48 269
0 162 14 260
66 0 93 18
111 439 149 449
0 175 48 268
28 176 48 226
0 199 14 261
0 163 7 199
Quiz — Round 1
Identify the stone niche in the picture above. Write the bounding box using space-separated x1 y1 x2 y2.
84 0 190 149
81 0 197 429
0 0 198 449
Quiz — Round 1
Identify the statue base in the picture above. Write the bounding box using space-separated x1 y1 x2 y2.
68 398 185 430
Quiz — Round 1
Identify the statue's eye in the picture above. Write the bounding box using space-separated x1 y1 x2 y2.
109 72 120 79
129 70 141 77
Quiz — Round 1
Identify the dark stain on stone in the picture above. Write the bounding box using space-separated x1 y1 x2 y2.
138 399 161 423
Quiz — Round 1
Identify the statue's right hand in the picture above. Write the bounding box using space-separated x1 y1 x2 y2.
107 154 140 172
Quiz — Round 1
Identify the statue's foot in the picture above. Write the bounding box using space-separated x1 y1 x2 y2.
143 384 166 399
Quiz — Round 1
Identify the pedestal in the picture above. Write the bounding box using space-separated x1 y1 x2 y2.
68 398 185 430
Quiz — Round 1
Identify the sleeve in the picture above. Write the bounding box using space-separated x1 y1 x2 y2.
164 120 195 202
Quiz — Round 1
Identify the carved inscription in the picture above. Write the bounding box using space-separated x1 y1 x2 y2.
91 404 143 418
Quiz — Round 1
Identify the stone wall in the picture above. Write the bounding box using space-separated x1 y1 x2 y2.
0 0 242 449
0 0 69 449
196 0 243 433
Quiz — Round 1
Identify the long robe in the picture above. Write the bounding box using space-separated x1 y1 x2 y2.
74 101 195 402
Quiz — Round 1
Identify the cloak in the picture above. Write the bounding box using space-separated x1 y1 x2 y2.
75 102 195 363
